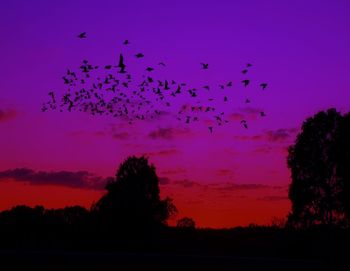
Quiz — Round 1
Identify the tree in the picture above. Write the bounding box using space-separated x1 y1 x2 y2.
177 217 196 229
92 156 177 229
287 108 350 227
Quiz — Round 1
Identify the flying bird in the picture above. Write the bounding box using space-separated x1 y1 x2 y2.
146 67 154 72
242 69 248 74
260 111 266 117
260 83 268 90
242 79 250 87
77 32 86 39
200 63 209 69
118 54 126 73
123 40 129 45
135 53 144 58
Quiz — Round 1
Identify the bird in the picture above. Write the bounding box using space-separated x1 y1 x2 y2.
246 63 252 67
242 79 250 87
135 53 144 58
158 62 166 66
260 111 266 117
245 99 251 103
123 40 129 45
240 120 248 129
77 32 86 39
242 69 248 74
200 63 209 69
260 83 268 90
117 54 126 73
146 67 154 72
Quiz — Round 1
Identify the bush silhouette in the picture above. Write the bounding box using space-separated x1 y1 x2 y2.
177 217 196 229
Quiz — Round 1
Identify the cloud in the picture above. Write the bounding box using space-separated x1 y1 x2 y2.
234 128 297 144
159 176 171 185
258 196 288 201
234 135 264 141
142 148 179 157
173 179 204 188
171 179 269 191
112 132 129 140
148 127 192 140
216 169 235 177
0 109 17 122
148 128 173 140
0 168 111 190
253 146 273 154
160 168 187 175
212 182 269 191
265 128 296 142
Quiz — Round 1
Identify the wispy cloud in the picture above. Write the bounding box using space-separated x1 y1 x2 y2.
159 176 171 185
0 108 18 122
170 179 269 191
266 128 297 142
212 182 269 191
0 168 111 190
148 127 192 140
112 132 130 140
234 128 297 143
142 148 179 157
258 196 288 201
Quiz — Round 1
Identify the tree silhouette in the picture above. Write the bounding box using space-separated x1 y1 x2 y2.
177 217 196 229
287 108 350 227
339 112 350 221
92 156 177 229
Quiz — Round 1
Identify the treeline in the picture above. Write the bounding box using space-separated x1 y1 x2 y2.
0 108 350 260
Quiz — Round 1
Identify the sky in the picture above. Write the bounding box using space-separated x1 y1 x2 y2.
0 0 350 228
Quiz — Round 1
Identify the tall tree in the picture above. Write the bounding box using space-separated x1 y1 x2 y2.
287 109 349 227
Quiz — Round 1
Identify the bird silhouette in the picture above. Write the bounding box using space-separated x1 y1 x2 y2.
77 32 86 39
118 54 126 73
242 79 250 87
200 63 209 69
43 37 269 132
260 83 268 90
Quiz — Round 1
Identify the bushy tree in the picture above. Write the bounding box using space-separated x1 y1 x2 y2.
287 109 350 227
92 156 177 229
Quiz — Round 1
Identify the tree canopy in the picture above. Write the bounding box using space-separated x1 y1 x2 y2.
287 108 350 227
93 156 177 228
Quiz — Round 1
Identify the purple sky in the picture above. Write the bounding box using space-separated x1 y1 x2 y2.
0 0 350 227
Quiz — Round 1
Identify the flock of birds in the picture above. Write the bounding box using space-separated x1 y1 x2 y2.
42 32 269 133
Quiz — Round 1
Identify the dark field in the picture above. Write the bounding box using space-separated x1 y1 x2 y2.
0 250 332 271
